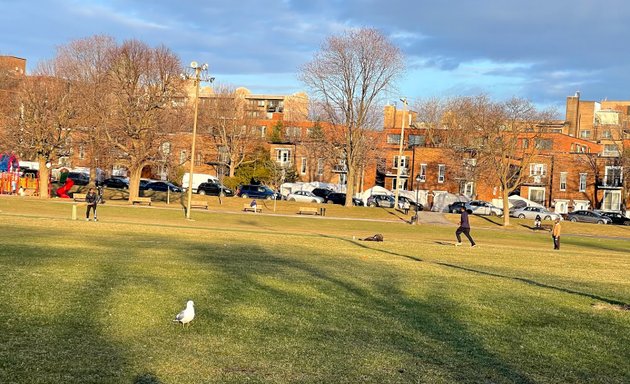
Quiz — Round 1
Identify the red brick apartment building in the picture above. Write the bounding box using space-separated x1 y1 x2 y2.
377 94 628 213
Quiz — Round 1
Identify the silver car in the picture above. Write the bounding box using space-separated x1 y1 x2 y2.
466 200 503 216
566 210 612 224
510 206 562 221
286 190 325 204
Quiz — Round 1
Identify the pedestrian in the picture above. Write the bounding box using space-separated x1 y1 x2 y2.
534 214 542 229
250 199 257 210
455 206 476 247
552 218 561 250
85 188 98 221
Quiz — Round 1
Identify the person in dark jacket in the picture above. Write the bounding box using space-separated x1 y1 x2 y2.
455 206 476 247
85 188 98 221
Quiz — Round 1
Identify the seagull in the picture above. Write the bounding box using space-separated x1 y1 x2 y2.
173 300 195 327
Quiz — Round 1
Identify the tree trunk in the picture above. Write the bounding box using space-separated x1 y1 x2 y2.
37 157 50 199
345 164 355 207
127 165 143 202
501 187 511 226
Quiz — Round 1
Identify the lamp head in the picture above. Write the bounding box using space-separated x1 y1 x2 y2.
190 61 198 69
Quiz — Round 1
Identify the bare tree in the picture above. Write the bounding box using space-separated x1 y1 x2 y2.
54 35 116 183
300 28 405 206
453 95 554 226
104 40 185 201
199 85 260 177
6 65 77 197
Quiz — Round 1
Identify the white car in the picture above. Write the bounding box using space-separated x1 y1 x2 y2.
286 190 325 204
466 200 503 216
510 206 562 221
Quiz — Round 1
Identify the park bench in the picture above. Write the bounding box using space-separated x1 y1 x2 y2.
243 203 262 213
298 207 319 215
131 197 152 206
73 193 87 202
189 199 209 210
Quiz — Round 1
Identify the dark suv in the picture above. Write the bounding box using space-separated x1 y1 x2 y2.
237 185 278 200
67 172 90 186
197 182 233 197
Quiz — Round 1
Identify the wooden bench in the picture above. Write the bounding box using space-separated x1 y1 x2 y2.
73 193 87 202
298 206 319 215
131 197 152 206
190 199 209 210
243 203 262 213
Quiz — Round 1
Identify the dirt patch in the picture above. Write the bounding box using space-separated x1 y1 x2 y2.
592 302 630 311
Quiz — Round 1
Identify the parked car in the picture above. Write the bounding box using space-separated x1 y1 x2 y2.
310 188 333 200
366 194 395 208
510 206 562 221
286 190 325 204
237 184 278 200
448 201 468 214
466 200 503 216
102 177 129 189
399 196 424 211
598 211 630 226
67 171 90 186
325 192 364 206
197 182 233 197
566 210 612 224
143 181 182 193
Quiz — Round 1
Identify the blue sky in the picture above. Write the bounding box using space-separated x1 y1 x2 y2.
2 0 629 113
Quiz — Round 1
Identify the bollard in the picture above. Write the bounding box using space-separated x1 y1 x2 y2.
72 204 77 220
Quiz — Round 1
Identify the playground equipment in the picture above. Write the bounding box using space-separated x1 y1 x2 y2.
56 177 74 199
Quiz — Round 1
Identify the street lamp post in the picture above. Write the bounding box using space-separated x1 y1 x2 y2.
394 98 408 208
183 61 213 219
414 174 421 225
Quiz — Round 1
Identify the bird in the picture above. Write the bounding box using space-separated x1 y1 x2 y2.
173 300 195 327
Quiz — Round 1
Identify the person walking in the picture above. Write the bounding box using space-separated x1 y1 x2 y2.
552 218 561 250
85 188 98 221
455 206 476 247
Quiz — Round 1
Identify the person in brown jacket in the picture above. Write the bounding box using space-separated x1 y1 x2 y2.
552 218 561 250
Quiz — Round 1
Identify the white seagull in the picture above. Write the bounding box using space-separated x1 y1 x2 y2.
173 300 195 327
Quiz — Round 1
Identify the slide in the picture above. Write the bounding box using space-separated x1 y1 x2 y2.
56 178 74 198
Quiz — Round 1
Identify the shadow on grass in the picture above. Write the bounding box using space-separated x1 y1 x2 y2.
186 238 538 383
473 214 504 226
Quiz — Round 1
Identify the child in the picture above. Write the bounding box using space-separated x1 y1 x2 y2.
534 214 542 229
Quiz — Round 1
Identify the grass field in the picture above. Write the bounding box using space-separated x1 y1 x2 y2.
0 196 628 383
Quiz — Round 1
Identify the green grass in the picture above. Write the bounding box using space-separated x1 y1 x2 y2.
0 197 629 383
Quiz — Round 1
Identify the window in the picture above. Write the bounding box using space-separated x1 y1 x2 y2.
460 181 474 197
300 157 307 175
559 172 567 191
580 130 591 139
79 145 85 160
387 134 401 144
179 150 187 164
276 149 291 165
417 164 426 182
579 173 587 192
528 187 546 206
195 153 203 166
604 166 622 187
535 138 553 150
529 163 547 176
603 144 620 157
286 126 301 139
259 126 266 138
602 191 622 211
522 138 529 149
393 155 408 169
601 130 612 139
408 134 424 146
317 159 324 176
438 164 445 183
161 142 171 156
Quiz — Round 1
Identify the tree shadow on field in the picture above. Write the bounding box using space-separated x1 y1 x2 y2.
185 237 540 383
0 226 131 382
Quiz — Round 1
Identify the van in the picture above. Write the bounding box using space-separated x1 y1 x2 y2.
182 173 219 193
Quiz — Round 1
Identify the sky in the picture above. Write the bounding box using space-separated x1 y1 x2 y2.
2 0 630 114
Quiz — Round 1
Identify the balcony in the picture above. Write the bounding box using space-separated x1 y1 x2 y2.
597 176 623 189
385 167 409 177
524 174 548 185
